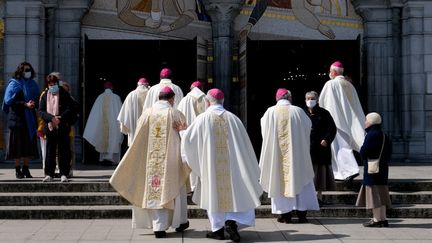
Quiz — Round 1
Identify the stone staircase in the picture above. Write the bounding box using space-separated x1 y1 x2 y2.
0 179 431 219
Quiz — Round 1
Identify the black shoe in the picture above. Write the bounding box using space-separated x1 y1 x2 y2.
380 220 389 227
15 166 24 179
225 220 241 242
22 165 33 178
100 160 114 166
206 227 225 240
297 210 308 223
318 199 329 207
175 221 189 232
154 231 166 238
344 173 359 183
363 219 387 227
277 212 292 224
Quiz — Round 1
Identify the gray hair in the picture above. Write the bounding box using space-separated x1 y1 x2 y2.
330 66 344 75
305 91 319 99
206 94 224 105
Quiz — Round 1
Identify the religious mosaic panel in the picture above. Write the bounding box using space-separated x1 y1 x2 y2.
82 0 362 40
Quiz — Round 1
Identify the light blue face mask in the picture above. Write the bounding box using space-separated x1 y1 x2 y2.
48 84 59 93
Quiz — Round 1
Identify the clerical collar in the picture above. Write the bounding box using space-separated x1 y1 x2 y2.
276 99 291 105
189 87 205 98
160 79 172 84
154 100 171 109
207 104 225 115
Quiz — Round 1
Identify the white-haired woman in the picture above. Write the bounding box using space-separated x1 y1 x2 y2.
355 112 392 227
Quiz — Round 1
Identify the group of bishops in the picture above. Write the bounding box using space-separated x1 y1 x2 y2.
97 61 365 241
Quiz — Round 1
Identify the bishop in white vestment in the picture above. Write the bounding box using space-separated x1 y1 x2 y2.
110 87 190 238
143 68 184 109
319 61 365 181
117 77 150 146
182 88 263 242
177 81 208 191
83 82 123 164
260 88 319 224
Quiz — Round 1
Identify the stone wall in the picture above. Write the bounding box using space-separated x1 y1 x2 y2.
352 0 432 162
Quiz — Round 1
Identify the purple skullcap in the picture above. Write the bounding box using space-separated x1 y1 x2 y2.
207 88 224 100
137 77 148 85
331 61 343 68
160 86 174 94
191 81 203 89
160 68 172 79
104 81 113 89
275 88 289 100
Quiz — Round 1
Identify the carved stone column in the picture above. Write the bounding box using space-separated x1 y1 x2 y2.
202 0 244 109
54 0 92 163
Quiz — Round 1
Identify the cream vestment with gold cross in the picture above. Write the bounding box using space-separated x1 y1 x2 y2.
110 100 190 228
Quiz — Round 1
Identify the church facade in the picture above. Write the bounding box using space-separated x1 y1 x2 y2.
1 0 432 162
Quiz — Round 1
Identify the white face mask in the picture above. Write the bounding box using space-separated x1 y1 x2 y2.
306 99 317 108
24 71 32 79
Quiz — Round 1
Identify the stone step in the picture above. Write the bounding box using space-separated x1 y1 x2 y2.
1 191 432 206
1 180 431 192
0 181 113 193
0 204 431 219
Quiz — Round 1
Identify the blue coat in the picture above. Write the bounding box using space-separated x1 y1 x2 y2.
360 125 392 185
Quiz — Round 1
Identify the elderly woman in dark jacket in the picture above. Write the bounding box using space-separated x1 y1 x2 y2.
355 112 392 227
304 91 337 205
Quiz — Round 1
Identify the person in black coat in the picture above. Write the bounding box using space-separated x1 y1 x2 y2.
39 74 77 182
355 112 392 227
304 91 337 205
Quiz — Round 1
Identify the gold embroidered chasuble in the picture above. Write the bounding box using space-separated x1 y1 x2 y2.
212 113 233 211
259 103 315 198
100 94 111 152
276 106 293 197
110 102 189 210
182 105 263 213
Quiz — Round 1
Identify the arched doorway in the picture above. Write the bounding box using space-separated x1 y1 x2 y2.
82 38 197 163
245 39 362 154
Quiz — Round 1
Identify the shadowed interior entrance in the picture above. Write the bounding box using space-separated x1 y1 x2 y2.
246 39 362 155
83 39 197 164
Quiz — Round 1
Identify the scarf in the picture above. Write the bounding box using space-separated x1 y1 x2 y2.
47 91 59 131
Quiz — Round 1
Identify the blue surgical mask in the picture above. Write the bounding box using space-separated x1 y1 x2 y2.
24 71 32 79
48 84 59 93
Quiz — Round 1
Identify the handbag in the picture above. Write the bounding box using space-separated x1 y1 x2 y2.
367 134 385 174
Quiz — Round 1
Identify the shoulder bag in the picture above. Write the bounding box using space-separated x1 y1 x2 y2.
368 133 385 174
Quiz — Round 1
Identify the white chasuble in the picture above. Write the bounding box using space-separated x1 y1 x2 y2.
259 101 315 198
83 89 123 161
319 75 365 152
177 87 208 192
319 75 365 179
117 86 148 146
182 105 263 213
143 79 184 109
177 87 208 126
110 101 190 228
